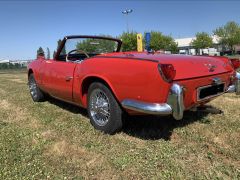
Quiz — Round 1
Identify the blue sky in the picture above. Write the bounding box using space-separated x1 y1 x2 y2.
0 0 239 60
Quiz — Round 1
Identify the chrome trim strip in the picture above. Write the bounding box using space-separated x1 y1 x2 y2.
226 72 240 95
226 85 235 93
167 83 185 120
121 83 185 120
236 72 240 95
121 99 172 115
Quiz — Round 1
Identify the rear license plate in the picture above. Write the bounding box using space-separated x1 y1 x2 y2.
197 83 225 101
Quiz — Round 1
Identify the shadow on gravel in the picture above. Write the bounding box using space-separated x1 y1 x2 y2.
122 105 222 141
46 97 222 141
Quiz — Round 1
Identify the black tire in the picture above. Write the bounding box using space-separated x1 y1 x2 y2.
28 73 45 102
87 82 123 134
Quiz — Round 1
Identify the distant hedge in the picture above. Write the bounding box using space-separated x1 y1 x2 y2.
0 63 26 69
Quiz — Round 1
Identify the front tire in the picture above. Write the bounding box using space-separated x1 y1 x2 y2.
28 73 45 102
87 82 123 134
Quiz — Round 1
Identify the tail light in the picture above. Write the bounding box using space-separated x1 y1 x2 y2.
158 64 176 82
230 59 240 70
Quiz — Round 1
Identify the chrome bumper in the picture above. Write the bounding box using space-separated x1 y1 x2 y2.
121 83 185 120
226 72 240 95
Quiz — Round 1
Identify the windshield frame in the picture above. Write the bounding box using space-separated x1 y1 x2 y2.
55 35 122 60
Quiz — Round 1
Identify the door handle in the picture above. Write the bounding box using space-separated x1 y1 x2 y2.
65 76 73 81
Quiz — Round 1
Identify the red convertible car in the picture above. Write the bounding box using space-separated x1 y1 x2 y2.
28 35 240 134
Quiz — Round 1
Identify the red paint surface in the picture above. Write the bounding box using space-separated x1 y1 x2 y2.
28 52 235 113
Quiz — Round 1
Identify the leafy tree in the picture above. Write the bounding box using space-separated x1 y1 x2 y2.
149 31 178 53
0 63 8 69
37 47 45 57
119 31 178 53
149 31 164 51
119 31 138 52
76 38 117 54
14 63 21 69
165 36 178 53
191 32 213 54
9 63 14 69
214 21 240 53
47 47 50 59
0 62 25 69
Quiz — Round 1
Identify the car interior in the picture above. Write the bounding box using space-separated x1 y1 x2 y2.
55 37 120 63
57 52 98 62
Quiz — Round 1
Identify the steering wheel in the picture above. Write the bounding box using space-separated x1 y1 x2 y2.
66 49 90 62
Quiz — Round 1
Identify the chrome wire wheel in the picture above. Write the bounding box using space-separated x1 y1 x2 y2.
87 82 123 134
29 76 38 100
89 89 110 126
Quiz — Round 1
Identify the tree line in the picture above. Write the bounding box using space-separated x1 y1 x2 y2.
192 21 240 55
0 63 26 70
36 21 240 58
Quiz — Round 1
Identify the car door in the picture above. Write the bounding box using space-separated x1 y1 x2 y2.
42 59 77 102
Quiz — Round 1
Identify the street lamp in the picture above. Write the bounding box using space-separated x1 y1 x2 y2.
122 9 133 32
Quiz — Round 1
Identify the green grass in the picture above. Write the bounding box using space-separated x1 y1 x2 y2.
0 70 240 179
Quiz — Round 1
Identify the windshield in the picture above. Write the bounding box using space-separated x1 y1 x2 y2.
60 37 120 56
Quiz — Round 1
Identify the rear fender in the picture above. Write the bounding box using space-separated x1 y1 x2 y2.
79 75 118 108
75 57 171 108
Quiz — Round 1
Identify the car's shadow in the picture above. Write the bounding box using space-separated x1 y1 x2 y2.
47 97 88 117
47 97 221 141
122 112 209 141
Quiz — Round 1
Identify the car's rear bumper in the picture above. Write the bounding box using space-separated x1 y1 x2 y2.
226 72 240 95
121 83 185 120
122 72 240 120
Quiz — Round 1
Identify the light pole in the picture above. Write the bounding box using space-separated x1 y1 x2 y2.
122 9 133 32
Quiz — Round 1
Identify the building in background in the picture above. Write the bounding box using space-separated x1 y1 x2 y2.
175 36 220 56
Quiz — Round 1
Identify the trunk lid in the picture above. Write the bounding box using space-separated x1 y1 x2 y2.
104 52 233 80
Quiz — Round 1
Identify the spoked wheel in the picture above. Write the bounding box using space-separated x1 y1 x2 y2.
89 89 110 126
28 74 45 102
87 82 123 134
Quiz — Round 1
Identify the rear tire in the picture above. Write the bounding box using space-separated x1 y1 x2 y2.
28 73 45 102
87 82 123 134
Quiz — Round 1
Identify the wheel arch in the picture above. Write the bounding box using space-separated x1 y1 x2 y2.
28 69 34 78
81 75 119 108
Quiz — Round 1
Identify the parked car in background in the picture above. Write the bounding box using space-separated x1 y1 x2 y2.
28 35 240 134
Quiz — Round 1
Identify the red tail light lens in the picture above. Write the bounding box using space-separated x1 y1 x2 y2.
230 59 240 70
158 64 176 82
